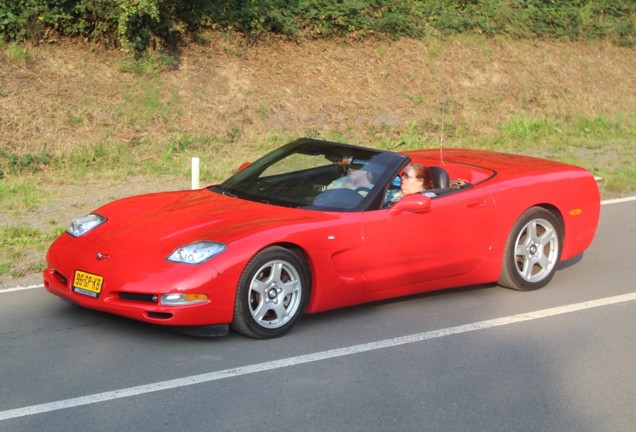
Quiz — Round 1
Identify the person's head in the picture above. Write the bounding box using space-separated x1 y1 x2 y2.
347 161 383 187
400 162 432 194
347 165 372 187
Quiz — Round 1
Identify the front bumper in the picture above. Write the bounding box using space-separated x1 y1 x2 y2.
43 235 238 329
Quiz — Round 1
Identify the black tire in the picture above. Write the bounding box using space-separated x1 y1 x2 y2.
232 246 310 338
498 207 563 291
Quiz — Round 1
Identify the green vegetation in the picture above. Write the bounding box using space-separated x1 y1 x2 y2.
0 225 64 279
2 1 635 54
1 113 634 187
0 177 46 215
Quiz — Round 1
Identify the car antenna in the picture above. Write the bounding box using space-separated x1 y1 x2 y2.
439 89 447 165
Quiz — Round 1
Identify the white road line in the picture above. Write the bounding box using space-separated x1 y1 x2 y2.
601 195 636 205
0 284 42 293
1 291 635 422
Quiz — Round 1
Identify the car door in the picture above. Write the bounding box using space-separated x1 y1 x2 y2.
361 188 496 296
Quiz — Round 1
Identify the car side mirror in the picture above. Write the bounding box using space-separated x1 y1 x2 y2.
389 193 432 215
237 162 251 172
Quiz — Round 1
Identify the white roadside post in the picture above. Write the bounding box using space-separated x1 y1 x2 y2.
191 157 200 190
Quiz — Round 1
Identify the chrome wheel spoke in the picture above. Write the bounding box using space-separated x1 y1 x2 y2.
252 301 269 322
528 221 540 242
521 257 533 279
271 262 284 285
515 218 559 283
271 301 289 322
281 279 300 297
250 279 268 296
500 209 562 292
536 254 551 271
515 241 529 258
247 259 302 328
539 229 557 249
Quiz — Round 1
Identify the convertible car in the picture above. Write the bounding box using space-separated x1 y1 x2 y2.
44 138 600 338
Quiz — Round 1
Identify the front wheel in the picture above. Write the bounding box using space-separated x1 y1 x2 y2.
498 207 563 291
232 246 310 338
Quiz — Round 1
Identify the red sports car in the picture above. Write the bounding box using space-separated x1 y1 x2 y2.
44 138 600 338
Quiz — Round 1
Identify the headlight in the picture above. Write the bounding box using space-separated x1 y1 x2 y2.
66 214 106 237
167 241 227 264
161 293 208 306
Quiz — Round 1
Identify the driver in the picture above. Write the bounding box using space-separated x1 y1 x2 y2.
327 161 381 192
385 162 436 205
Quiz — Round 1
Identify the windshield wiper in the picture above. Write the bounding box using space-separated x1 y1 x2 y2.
209 186 237 197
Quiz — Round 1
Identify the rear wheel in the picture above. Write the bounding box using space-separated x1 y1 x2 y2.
498 207 562 291
232 246 310 338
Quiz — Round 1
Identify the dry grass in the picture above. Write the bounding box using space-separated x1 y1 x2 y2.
2 35 634 154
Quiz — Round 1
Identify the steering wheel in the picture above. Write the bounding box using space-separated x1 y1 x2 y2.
355 187 371 196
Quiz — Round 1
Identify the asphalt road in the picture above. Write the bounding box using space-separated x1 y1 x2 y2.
1 198 635 432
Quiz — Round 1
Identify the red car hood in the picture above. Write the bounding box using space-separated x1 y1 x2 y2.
89 188 336 252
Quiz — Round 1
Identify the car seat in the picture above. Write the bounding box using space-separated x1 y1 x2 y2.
429 166 449 189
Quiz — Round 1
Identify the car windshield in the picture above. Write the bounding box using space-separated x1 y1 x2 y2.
214 139 407 211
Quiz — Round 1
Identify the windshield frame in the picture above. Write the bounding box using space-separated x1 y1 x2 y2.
214 138 408 212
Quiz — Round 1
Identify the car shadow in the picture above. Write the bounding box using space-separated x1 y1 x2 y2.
557 252 584 270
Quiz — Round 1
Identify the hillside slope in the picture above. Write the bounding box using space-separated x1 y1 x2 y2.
2 35 634 155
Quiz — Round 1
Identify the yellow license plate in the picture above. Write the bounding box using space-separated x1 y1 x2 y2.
72 270 104 298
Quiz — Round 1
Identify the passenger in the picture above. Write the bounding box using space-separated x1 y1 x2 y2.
385 162 436 204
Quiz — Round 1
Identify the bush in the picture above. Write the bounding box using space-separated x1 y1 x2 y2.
0 0 119 44
1 0 635 52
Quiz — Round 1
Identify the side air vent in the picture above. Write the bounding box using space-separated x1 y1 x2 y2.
119 293 158 303
147 312 173 319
